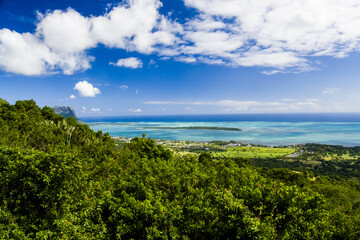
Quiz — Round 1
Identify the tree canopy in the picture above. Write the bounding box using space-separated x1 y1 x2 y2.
0 100 359 239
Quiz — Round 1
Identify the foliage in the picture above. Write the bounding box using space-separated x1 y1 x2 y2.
0 100 359 239
210 146 295 159
303 143 360 156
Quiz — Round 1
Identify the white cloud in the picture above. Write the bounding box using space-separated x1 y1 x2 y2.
110 57 143 69
0 8 96 76
69 94 76 99
262 70 285 75
185 14 226 32
179 0 360 71
281 98 294 102
128 108 142 113
36 8 96 53
73 80 101 97
148 59 158 67
119 84 129 90
91 107 101 112
3 0 360 75
0 0 176 75
82 106 86 113
322 88 341 95
0 29 55 76
92 0 161 52
175 56 197 63
136 89 139 94
182 30 244 57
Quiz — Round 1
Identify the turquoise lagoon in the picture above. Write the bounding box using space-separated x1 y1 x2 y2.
82 114 360 146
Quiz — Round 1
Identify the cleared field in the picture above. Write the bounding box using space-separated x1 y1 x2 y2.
323 153 359 161
210 146 296 159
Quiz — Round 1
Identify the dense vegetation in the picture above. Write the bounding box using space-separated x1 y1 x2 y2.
250 144 360 180
1 99 360 239
168 140 360 181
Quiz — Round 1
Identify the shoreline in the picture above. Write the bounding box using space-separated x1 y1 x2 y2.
86 120 360 147
111 136 360 148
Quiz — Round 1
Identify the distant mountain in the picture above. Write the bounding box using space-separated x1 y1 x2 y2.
52 106 77 119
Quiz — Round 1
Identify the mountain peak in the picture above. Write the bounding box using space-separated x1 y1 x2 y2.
52 106 77 119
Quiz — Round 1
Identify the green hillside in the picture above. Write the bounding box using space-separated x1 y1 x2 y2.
0 100 359 239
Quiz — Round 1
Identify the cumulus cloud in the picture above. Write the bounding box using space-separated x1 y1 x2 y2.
0 29 56 76
73 80 101 97
110 57 143 69
128 108 142 113
3 0 360 75
0 0 176 75
0 8 95 76
179 0 360 71
69 94 76 99
36 8 96 53
92 0 170 53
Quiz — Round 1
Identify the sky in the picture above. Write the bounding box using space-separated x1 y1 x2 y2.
1 0 360 116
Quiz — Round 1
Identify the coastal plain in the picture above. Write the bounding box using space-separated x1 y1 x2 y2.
113 137 360 180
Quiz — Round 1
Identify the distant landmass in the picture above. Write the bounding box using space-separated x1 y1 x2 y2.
0 100 78 120
142 126 242 131
52 106 77 119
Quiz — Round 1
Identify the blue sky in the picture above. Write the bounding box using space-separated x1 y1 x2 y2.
1 0 360 116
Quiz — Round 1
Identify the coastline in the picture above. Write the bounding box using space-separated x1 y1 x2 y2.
85 119 360 147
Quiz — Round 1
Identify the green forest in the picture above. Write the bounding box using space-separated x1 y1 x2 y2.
1 99 360 239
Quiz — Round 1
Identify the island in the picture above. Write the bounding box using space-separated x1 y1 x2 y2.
142 126 242 131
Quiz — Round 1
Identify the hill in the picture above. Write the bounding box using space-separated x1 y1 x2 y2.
52 105 77 119
0 100 359 239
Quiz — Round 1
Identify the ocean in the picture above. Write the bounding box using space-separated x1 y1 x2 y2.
81 113 360 146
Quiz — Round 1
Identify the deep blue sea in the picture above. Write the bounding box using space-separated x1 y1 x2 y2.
81 113 360 146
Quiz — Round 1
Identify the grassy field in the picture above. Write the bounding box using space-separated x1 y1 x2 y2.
112 137 360 180
323 153 358 161
210 146 296 159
